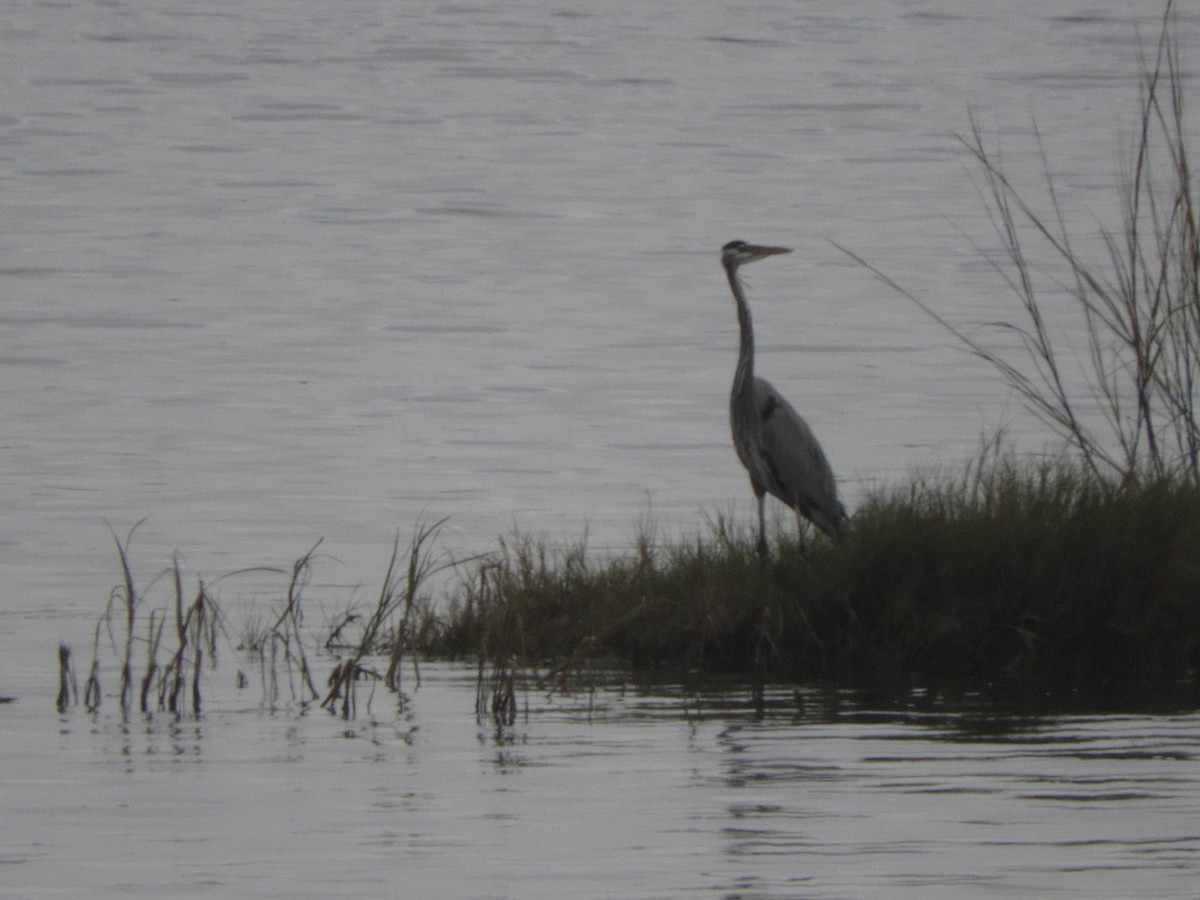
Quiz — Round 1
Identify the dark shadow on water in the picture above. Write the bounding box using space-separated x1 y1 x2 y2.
522 666 1200 740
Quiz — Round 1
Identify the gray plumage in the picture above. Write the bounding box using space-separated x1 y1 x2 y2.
721 240 846 557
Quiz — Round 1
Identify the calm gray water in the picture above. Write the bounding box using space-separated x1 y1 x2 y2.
7 665 1200 899
3 0 1200 896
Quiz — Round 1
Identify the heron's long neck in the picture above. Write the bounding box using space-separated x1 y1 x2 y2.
726 266 756 403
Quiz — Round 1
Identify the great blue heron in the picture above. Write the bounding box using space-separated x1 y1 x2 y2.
722 239 846 557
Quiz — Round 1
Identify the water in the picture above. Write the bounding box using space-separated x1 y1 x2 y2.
3 0 1200 895
6 666 1200 898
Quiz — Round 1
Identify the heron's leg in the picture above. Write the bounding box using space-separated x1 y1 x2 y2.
751 480 768 559
794 507 808 552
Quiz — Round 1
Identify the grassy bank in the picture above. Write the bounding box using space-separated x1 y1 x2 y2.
437 455 1200 687
57 456 1200 723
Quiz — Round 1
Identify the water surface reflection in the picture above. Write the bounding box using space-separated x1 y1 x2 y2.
9 665 1200 897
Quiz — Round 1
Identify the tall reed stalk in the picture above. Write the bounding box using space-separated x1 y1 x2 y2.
843 1 1197 485
147 561 223 716
256 542 322 709
322 517 450 719
112 522 140 712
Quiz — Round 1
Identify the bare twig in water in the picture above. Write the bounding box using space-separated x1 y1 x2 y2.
255 542 323 710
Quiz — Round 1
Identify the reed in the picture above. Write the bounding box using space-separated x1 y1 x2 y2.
112 522 140 712
475 653 520 726
151 562 223 716
57 528 452 720
321 518 452 718
61 527 229 717
67 522 147 716
840 0 1197 486
56 644 76 713
253 543 322 709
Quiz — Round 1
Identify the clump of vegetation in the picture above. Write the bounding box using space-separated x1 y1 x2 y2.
321 518 453 719
441 445 1200 688
56 521 229 719
59 450 1200 723
245 541 322 710
57 523 451 721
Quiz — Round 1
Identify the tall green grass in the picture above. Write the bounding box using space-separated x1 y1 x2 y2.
58 449 1200 722
440 449 1200 687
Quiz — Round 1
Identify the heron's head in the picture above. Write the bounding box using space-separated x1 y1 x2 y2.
721 240 791 271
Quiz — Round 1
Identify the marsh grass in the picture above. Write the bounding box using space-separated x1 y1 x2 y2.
834 450 1200 683
143 561 223 715
57 521 454 720
65 523 226 717
321 517 453 719
443 449 1200 688
250 542 322 709
58 447 1200 722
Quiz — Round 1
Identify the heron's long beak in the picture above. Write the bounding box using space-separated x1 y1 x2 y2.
747 245 791 261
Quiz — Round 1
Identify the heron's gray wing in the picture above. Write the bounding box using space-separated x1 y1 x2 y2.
752 377 845 536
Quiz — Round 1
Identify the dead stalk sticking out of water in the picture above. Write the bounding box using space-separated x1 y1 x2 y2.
56 644 77 713
837 2 1198 485
322 517 450 719
257 542 323 710
150 560 223 716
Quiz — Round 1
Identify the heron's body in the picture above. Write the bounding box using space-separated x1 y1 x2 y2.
722 240 846 556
